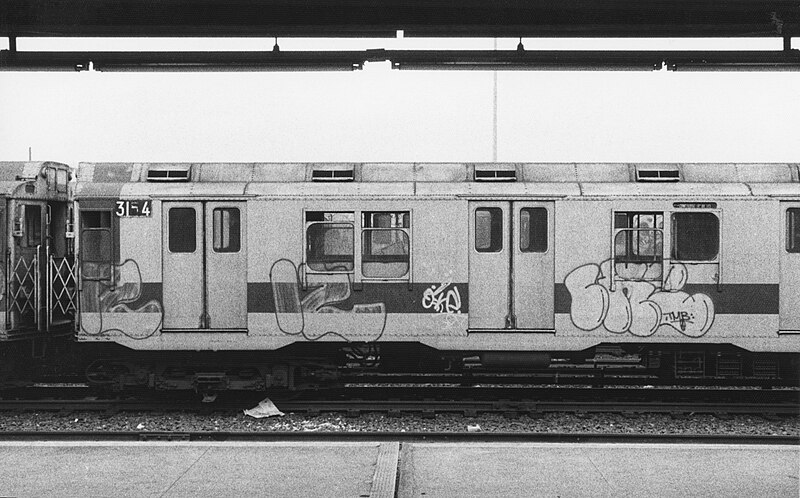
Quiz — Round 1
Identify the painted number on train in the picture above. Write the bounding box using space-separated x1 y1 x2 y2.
115 200 152 217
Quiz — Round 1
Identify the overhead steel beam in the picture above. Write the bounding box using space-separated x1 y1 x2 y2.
378 50 666 71
3 49 799 72
1 1 799 39
665 50 800 70
0 51 365 71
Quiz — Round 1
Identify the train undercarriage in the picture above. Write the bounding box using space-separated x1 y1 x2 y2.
4 339 798 395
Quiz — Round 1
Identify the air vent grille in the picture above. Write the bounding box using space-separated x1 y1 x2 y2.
474 169 517 182
636 169 680 182
146 166 191 182
311 169 354 182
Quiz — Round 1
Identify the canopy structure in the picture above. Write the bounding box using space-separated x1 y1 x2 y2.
2 0 799 38
1 1 799 71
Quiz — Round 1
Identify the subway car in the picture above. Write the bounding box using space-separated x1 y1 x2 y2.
72 162 800 390
0 162 75 384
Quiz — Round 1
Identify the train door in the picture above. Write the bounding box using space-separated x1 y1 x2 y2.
204 202 246 329
163 202 204 329
9 201 47 331
514 202 555 330
162 201 247 330
469 201 555 330
469 202 510 329
780 202 800 331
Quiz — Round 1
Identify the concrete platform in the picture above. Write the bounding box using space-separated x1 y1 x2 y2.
398 443 800 497
0 441 796 497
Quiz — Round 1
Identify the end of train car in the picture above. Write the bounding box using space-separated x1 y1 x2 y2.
0 161 75 385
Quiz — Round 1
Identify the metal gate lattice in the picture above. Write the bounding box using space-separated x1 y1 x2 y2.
49 256 77 324
11 254 37 318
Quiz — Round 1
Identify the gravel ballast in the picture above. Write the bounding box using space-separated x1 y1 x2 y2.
0 411 797 436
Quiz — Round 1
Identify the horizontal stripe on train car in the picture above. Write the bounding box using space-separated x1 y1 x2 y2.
76 281 468 314
77 281 778 315
554 283 779 315
248 282 468 314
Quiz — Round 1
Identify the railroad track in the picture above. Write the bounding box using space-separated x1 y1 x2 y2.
0 430 795 445
0 386 797 417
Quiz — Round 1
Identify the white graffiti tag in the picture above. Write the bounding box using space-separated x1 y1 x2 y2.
422 281 462 314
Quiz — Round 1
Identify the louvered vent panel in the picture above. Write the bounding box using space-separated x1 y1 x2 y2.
146 165 191 182
311 169 354 181
635 168 680 182
474 169 517 181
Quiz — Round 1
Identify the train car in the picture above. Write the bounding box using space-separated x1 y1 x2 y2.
0 162 75 382
73 162 800 391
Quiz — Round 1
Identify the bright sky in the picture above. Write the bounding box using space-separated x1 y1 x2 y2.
0 36 798 167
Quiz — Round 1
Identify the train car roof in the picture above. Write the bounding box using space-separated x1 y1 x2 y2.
0 161 71 197
75 162 800 199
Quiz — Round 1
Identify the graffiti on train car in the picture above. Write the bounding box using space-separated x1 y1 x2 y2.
564 259 715 337
81 259 163 339
270 259 387 341
421 281 462 314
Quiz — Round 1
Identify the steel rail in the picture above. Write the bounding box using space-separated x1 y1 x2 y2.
0 430 795 445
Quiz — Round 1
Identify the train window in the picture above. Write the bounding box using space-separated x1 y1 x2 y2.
362 211 409 229
671 212 719 261
56 169 68 193
362 211 410 278
212 208 240 253
80 209 112 280
787 208 800 253
306 212 354 272
25 205 42 247
168 208 197 253
475 208 503 252
614 212 664 263
520 208 547 253
82 211 111 229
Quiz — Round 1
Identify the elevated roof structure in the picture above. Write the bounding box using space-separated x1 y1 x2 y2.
2 0 799 39
2 1 798 71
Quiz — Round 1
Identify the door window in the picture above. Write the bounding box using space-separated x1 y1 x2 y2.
787 208 800 253
80 209 113 280
168 207 197 253
24 205 42 247
213 208 241 253
520 207 547 253
475 208 503 252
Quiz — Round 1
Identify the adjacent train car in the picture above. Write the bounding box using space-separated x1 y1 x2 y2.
73 162 800 389
1 162 75 342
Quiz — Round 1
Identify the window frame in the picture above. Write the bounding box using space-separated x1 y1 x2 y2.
304 211 356 274
612 211 665 264
79 208 114 282
167 207 198 254
519 207 548 253
24 204 43 248
787 208 800 253
360 211 412 280
475 207 504 253
670 210 721 262
212 207 241 253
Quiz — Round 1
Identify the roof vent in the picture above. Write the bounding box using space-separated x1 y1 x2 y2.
474 166 517 182
146 165 191 182
311 168 354 182
635 167 680 182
